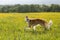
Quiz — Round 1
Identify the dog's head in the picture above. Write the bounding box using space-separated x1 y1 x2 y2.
25 16 29 22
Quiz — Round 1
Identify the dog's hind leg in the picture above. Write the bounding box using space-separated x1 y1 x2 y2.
33 26 36 31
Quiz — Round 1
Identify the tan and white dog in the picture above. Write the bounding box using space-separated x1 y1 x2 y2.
25 16 53 31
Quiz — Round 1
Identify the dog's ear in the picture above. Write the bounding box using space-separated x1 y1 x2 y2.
26 16 28 18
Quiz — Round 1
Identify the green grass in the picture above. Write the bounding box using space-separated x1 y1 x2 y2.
0 12 60 40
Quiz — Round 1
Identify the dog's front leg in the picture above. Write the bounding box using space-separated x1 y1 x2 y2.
25 24 31 30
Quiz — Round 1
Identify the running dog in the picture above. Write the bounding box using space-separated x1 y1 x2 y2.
25 16 53 30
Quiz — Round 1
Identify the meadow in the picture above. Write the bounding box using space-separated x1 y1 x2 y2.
0 12 60 40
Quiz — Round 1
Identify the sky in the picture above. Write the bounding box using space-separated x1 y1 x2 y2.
0 0 60 5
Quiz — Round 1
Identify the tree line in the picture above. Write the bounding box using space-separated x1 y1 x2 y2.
0 4 60 13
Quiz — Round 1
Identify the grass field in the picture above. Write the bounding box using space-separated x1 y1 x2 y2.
0 12 60 40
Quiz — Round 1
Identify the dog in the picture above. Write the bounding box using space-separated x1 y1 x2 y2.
25 16 53 31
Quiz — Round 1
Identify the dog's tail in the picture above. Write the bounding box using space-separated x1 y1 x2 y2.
47 20 53 29
48 20 53 26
